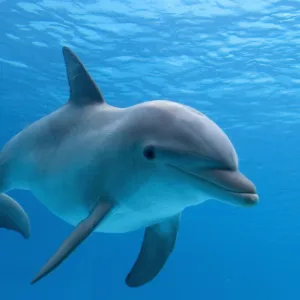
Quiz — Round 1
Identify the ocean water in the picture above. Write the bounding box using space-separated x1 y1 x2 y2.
1 0 300 299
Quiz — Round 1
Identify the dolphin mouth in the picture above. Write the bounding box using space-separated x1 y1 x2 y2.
168 165 259 206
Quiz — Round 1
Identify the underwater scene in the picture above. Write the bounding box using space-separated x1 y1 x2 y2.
1 0 300 299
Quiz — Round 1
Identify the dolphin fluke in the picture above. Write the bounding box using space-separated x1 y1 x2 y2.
0 193 30 239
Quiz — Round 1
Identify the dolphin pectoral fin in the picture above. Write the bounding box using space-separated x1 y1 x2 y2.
0 193 30 239
31 200 113 285
126 213 180 287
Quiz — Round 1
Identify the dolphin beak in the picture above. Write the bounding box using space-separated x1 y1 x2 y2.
169 164 259 207
199 169 256 194
197 169 259 206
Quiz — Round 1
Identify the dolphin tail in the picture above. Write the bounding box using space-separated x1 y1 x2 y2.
0 158 30 239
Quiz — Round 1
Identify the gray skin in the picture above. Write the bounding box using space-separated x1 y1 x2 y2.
0 47 259 287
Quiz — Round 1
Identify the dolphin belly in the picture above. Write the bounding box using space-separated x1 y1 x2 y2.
98 176 210 233
32 189 182 234
31 174 208 233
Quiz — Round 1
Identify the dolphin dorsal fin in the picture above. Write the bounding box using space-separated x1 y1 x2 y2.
62 46 105 106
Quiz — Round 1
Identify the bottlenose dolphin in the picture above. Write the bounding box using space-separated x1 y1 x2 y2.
0 46 258 287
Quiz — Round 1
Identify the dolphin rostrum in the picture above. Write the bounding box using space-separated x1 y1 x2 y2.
0 46 259 287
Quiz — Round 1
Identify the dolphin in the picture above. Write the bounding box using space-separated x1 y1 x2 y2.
0 46 259 287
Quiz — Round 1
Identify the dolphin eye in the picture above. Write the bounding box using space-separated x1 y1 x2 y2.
143 145 156 160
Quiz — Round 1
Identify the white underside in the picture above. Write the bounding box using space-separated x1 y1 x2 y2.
32 174 209 234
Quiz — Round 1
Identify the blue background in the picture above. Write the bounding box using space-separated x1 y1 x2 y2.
1 0 300 299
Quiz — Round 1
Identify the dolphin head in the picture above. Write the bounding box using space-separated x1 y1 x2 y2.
128 100 258 208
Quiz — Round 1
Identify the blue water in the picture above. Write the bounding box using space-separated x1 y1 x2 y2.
1 0 300 299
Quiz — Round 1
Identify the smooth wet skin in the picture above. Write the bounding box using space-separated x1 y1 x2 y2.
0 46 258 287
